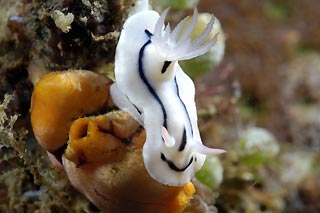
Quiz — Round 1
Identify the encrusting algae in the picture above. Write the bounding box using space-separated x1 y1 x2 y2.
30 70 195 212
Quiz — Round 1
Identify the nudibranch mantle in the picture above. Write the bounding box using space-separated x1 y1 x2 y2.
111 8 225 186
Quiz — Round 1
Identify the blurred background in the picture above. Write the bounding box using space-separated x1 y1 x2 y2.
195 0 320 212
154 0 320 211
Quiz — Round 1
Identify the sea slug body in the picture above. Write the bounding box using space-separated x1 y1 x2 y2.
111 8 225 186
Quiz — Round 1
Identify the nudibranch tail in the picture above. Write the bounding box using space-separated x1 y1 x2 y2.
151 7 219 61
192 142 226 155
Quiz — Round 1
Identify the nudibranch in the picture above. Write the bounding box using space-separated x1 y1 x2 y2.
111 8 225 186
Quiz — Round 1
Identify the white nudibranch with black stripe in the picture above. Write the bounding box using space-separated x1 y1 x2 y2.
111 8 225 186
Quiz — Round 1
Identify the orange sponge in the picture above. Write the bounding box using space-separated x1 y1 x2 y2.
31 70 111 152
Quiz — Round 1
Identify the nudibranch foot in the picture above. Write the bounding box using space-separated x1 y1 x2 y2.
110 83 143 125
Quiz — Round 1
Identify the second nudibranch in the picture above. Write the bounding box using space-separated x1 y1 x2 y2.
111 8 225 186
